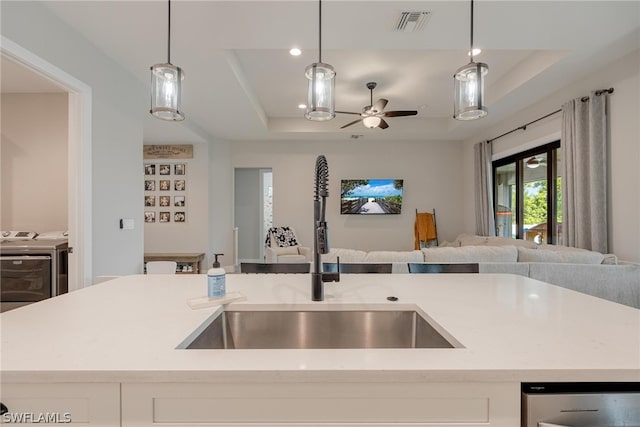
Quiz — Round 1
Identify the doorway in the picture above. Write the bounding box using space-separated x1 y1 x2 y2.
234 168 272 263
1 37 92 290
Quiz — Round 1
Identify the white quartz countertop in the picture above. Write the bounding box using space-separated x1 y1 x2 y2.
1 273 639 383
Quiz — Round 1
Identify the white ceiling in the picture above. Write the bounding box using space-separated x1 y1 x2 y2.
6 1 640 143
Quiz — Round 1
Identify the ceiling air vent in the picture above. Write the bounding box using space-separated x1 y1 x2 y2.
394 11 431 32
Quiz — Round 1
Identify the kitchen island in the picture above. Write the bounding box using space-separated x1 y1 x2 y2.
1 273 639 426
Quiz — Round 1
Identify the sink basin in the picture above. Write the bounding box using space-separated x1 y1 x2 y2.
181 309 456 349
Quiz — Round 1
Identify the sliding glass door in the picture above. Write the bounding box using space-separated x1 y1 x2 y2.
493 141 561 244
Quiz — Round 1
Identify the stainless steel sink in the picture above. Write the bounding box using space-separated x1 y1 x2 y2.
181 309 456 349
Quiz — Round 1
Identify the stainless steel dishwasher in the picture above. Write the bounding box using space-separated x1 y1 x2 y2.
522 382 640 427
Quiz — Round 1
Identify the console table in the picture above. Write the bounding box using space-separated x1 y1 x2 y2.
144 252 205 274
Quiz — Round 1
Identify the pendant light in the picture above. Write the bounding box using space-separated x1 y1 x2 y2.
305 0 335 121
453 0 488 121
150 0 184 121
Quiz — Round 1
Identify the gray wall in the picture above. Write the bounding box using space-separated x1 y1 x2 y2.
1 93 68 231
234 168 262 262
2 1 146 278
231 139 464 252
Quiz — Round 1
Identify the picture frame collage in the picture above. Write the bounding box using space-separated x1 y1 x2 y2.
144 162 187 224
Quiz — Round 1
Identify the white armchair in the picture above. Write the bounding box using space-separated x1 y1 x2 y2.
264 227 311 264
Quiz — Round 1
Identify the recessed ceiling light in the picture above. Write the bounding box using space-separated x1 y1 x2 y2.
289 48 302 56
298 103 307 109
468 48 482 57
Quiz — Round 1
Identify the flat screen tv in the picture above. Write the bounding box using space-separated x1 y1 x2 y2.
340 179 403 215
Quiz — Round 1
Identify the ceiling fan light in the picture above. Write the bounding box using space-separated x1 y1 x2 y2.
305 62 335 121
150 63 185 121
526 157 540 168
362 116 382 128
453 61 488 120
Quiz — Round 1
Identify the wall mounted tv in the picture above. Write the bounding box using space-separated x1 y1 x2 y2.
340 179 403 215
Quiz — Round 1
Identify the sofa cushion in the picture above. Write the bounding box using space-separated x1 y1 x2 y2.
518 246 604 264
528 263 640 309
321 248 367 263
449 233 537 248
485 236 537 248
421 245 518 263
365 250 423 263
478 262 530 277
272 246 300 256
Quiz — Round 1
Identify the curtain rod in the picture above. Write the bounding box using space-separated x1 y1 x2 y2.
487 87 614 144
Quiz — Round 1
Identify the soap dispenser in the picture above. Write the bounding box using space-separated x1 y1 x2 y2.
207 253 226 298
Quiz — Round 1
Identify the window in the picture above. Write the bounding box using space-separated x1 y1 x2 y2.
493 141 562 244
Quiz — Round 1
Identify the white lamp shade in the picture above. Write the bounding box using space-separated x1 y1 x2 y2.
453 61 488 120
305 62 335 121
150 63 185 121
362 116 381 128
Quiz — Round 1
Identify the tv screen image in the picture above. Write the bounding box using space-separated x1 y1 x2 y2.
340 179 403 214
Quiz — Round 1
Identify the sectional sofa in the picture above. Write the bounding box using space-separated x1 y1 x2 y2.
320 234 640 309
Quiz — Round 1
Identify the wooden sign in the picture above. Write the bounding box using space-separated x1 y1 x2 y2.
144 144 193 159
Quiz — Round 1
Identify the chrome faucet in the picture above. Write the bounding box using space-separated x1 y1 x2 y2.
312 155 339 301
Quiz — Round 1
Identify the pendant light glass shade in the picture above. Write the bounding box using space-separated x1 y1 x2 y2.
453 0 488 121
305 62 335 121
150 63 184 121
305 0 335 121
150 0 184 121
453 61 488 120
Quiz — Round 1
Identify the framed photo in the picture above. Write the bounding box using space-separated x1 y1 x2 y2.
142 155 190 219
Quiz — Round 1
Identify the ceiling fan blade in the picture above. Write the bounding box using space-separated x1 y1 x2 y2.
340 119 363 129
384 110 418 117
378 118 389 129
335 111 362 116
371 98 388 113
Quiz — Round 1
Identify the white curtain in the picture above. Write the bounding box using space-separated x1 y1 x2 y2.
474 140 496 236
561 92 608 253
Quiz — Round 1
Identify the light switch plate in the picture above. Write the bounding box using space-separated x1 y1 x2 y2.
120 218 134 230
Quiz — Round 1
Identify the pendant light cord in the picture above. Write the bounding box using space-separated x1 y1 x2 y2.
318 0 322 63
469 0 474 63
167 0 172 64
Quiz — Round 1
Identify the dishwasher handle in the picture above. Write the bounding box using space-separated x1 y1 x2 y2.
539 423 571 427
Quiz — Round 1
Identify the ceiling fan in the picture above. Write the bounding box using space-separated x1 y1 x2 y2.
526 156 547 169
336 82 418 129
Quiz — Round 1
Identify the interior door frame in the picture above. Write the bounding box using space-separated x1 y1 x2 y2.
1 36 93 290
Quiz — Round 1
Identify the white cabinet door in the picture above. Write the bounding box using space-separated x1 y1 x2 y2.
1 383 120 426
122 381 519 426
